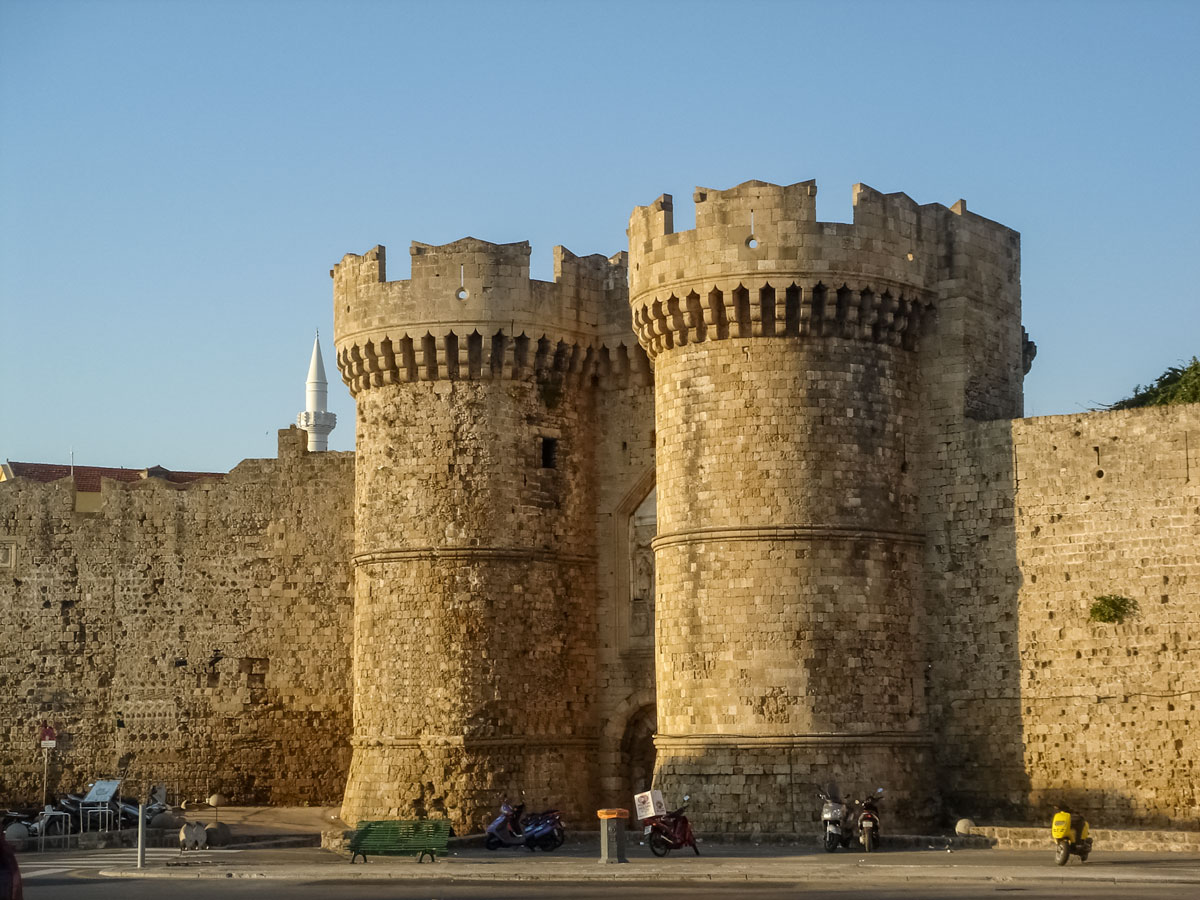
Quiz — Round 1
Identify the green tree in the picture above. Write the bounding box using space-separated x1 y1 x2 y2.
1105 357 1200 409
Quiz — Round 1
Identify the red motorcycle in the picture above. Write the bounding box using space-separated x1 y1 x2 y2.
643 795 699 856
855 788 884 852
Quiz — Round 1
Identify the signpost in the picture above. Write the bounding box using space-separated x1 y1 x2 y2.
81 779 122 832
37 721 57 807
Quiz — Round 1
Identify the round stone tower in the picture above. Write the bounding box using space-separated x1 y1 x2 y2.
332 237 629 831
627 179 1021 832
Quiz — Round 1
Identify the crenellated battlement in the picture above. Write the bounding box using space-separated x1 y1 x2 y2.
333 237 635 395
628 179 1020 360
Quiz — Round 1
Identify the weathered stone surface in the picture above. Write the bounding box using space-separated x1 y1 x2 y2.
1 178 1195 834
0 426 354 805
332 238 653 832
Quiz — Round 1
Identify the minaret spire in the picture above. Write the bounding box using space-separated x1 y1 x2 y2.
296 330 337 451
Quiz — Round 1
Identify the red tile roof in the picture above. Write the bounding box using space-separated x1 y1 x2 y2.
5 461 225 492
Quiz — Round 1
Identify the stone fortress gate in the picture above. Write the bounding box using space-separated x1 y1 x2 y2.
6 177 1193 837
332 178 1037 832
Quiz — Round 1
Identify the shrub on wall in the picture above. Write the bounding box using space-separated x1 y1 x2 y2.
1104 356 1200 409
1088 594 1139 624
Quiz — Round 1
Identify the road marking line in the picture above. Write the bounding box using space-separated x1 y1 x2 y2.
21 866 73 878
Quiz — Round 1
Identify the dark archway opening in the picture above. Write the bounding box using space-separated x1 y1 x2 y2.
619 704 657 803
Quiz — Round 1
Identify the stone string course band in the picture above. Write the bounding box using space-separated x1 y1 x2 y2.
652 524 926 550
351 736 599 749
654 734 935 748
352 547 596 566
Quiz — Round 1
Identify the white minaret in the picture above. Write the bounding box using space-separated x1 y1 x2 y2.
296 331 337 451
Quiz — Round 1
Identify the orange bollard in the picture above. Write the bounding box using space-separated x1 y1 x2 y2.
597 808 630 864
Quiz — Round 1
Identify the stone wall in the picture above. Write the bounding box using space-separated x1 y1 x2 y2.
1012 406 1200 826
0 427 354 806
925 404 1200 827
649 338 934 832
921 416 1028 820
591 374 656 808
3 178 1193 835
341 376 601 832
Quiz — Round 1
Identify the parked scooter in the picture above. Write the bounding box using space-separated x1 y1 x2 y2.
855 788 884 852
484 799 565 851
818 783 852 852
522 808 565 851
643 795 699 856
1051 807 1092 865
485 799 530 850
3 804 72 850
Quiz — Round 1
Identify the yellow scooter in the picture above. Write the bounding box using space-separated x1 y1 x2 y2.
1051 808 1092 865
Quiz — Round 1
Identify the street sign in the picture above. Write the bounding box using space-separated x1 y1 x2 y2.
82 779 121 803
40 739 56 749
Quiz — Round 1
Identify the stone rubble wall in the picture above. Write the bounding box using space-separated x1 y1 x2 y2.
921 415 1028 819
926 404 1200 828
0 426 354 806
341 377 601 832
1012 406 1200 827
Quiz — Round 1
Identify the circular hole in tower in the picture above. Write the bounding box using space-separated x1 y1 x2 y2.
1096 469 1104 478
745 236 758 249
455 287 469 301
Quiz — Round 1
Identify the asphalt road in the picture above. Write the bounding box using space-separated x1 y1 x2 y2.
16 845 1200 900
19 877 1197 899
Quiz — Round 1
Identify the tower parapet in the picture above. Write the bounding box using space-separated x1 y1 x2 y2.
334 239 646 394
629 181 1020 378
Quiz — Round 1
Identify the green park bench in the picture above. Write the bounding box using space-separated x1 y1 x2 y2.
348 818 452 863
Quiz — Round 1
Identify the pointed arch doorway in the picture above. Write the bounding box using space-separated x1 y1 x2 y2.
620 703 658 797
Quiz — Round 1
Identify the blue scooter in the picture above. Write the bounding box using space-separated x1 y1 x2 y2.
484 799 565 851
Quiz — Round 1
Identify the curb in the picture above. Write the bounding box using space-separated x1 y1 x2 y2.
96 861 1200 887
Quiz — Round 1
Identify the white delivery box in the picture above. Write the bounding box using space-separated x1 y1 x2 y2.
634 789 666 821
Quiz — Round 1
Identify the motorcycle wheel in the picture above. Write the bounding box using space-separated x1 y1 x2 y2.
1054 841 1070 866
485 834 502 851
648 832 672 857
863 828 875 853
692 840 700 856
537 831 560 852
824 832 840 853
551 826 565 849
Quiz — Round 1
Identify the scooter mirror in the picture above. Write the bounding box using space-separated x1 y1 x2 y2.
684 795 690 801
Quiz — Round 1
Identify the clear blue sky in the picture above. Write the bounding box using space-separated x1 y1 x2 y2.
2 0 1197 472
